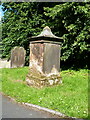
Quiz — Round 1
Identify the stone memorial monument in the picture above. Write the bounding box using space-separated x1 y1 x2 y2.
10 46 26 68
26 26 63 88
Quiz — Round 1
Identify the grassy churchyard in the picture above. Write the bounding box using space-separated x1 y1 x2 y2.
1 67 88 118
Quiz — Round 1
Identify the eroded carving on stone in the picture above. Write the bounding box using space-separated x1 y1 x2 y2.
10 47 26 68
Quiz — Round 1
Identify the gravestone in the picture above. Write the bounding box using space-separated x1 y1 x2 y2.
26 26 63 88
10 47 26 68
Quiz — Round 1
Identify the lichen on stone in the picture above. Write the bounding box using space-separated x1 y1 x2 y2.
26 67 62 88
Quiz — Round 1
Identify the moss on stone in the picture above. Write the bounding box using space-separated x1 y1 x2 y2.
26 67 62 88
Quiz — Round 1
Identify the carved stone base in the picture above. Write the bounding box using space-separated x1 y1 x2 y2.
26 67 62 88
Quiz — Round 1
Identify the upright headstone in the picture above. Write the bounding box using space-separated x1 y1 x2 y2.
10 47 26 68
26 26 63 88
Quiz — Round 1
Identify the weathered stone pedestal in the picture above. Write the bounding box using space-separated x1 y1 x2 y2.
26 67 62 88
26 26 63 88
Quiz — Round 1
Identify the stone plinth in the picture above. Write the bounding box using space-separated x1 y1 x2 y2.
26 67 62 88
26 26 63 88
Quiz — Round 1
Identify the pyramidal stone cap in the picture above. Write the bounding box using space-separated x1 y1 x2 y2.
30 26 63 43
38 26 59 38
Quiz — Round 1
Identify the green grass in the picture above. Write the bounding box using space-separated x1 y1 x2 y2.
1 67 88 118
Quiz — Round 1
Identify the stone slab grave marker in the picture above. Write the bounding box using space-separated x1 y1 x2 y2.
10 47 26 68
26 26 63 88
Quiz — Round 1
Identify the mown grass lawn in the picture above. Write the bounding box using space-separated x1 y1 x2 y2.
1 67 88 118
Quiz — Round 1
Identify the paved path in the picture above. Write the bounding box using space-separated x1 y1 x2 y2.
2 95 61 118
1 95 85 120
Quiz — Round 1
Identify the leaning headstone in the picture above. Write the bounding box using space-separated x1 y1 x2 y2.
10 47 26 68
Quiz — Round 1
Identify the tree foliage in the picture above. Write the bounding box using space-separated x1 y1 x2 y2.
2 3 42 64
44 2 90 69
0 16 2 57
2 2 58 65
1 2 90 69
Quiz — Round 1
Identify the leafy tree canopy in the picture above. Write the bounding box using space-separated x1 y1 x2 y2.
1 2 58 65
1 2 90 69
44 2 90 69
